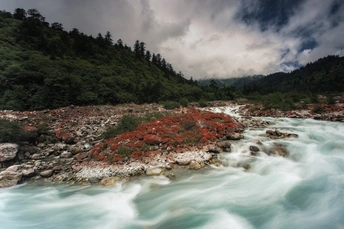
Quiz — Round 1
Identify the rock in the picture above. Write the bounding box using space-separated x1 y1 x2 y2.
269 147 289 157
176 157 191 165
6 165 20 172
207 146 222 154
0 143 19 162
68 146 84 155
287 133 299 138
146 167 163 176
99 177 120 186
243 164 251 170
166 172 176 180
249 145 260 152
143 134 162 145
40 169 54 178
31 154 43 160
60 151 72 158
0 170 22 188
22 168 35 177
216 141 232 151
89 177 99 183
227 133 244 140
75 152 89 161
189 161 201 170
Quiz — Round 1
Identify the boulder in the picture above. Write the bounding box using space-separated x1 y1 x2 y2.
189 161 202 170
60 151 72 158
143 134 162 145
146 167 163 176
0 170 22 188
22 168 35 177
249 145 260 152
227 133 244 140
268 147 289 157
216 141 232 151
0 143 19 162
207 146 222 154
40 169 54 178
99 177 121 186
243 164 251 170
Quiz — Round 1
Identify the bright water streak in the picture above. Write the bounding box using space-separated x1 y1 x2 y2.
1 115 344 229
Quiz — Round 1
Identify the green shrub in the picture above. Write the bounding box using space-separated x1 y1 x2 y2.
179 98 189 107
312 105 324 113
0 119 23 143
101 115 140 139
198 99 208 107
117 147 132 156
163 101 180 110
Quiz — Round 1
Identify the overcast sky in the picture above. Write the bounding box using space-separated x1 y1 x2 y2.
1 0 343 79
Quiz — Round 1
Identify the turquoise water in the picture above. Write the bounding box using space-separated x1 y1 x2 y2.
1 117 344 229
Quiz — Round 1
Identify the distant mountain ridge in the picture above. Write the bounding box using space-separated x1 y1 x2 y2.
197 75 264 89
243 55 344 94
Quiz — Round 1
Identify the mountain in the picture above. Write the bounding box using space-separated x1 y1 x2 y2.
197 75 264 89
243 55 344 94
0 9 208 111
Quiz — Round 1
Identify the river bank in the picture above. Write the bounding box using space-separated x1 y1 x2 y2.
1 100 343 188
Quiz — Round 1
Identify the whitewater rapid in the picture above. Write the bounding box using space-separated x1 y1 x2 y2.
1 108 344 229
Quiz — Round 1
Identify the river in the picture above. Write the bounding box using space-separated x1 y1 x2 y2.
1 108 344 229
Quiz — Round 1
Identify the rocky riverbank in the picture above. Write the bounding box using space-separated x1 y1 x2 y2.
2 100 340 188
0 103 253 188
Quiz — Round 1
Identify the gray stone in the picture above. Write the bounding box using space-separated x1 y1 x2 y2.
146 167 163 176
60 151 72 158
40 169 54 178
189 161 202 170
22 168 35 177
99 177 120 186
269 147 289 157
0 143 19 162
216 141 232 149
0 170 22 188
227 133 244 140
249 145 260 152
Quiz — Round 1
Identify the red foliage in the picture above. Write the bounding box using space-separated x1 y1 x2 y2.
90 108 242 164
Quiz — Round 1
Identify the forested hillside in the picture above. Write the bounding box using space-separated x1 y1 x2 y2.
0 9 236 111
243 55 344 94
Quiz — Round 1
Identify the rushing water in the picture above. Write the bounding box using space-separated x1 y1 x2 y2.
1 108 344 229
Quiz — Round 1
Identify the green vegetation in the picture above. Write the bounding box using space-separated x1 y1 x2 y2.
0 119 24 143
163 101 180 110
1 8 237 111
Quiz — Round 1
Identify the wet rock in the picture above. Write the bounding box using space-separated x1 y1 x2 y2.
146 167 163 176
166 172 176 180
249 145 260 152
40 169 54 178
189 161 202 170
243 164 251 170
0 143 19 162
207 146 222 154
268 147 289 157
0 170 22 188
227 133 244 140
287 133 299 138
99 177 120 186
216 141 232 151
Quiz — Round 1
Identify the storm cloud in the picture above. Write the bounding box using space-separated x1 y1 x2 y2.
1 0 343 79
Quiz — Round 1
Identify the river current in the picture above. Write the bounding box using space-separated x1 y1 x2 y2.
1 107 344 229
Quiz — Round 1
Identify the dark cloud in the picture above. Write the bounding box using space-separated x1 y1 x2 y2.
0 0 343 78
